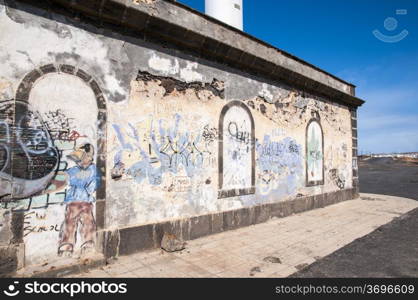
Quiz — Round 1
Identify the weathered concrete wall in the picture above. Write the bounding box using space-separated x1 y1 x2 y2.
106 72 352 228
0 0 358 273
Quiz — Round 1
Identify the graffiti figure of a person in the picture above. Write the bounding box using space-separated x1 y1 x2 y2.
58 143 98 256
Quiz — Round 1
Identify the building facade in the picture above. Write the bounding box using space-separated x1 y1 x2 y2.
0 0 364 276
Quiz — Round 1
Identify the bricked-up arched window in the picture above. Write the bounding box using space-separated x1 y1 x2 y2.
306 117 324 186
218 101 255 198
10 64 107 229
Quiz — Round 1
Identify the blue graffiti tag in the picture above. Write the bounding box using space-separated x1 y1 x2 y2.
256 135 303 196
112 114 209 185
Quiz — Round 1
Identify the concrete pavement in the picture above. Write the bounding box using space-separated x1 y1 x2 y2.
66 193 418 278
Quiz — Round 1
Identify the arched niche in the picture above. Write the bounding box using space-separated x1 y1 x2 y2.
218 100 255 198
306 117 324 186
14 64 107 228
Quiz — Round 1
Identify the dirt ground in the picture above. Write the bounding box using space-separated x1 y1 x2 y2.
292 157 418 278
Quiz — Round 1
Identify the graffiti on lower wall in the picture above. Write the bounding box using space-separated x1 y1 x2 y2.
256 135 303 196
105 70 353 227
58 143 98 256
0 5 358 272
328 168 345 189
325 142 350 190
0 62 353 267
0 100 60 201
0 66 105 265
111 113 216 186
106 75 226 226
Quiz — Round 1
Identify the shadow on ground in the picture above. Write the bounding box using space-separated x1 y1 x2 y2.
291 156 418 278
291 207 418 277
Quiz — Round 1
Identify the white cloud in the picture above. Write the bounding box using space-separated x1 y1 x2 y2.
359 114 418 131
359 129 418 154
355 84 418 154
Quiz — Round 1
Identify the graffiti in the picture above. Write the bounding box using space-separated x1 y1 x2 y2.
151 98 185 115
227 121 250 144
0 102 96 213
42 109 90 152
309 150 322 161
324 142 350 191
0 100 60 201
271 128 286 137
258 170 278 196
306 120 323 185
159 138 206 169
256 135 303 196
0 121 10 173
219 101 255 197
43 109 76 139
58 143 98 256
23 212 60 237
202 125 217 144
112 114 214 186
173 176 191 192
111 161 125 180
329 168 345 190
259 137 300 158
24 224 60 237
0 65 106 267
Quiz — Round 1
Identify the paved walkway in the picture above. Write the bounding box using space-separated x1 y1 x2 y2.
67 193 418 278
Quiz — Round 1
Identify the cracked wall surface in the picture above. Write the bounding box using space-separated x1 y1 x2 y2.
0 0 354 269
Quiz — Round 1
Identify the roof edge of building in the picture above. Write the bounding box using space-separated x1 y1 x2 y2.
14 0 365 107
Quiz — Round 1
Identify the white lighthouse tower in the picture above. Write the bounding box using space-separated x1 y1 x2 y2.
205 0 243 31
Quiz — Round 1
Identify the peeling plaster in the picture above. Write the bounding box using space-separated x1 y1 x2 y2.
136 71 224 98
0 2 127 103
180 62 203 83
0 0 355 268
148 53 180 76
148 54 204 84
258 83 274 103
105 69 352 226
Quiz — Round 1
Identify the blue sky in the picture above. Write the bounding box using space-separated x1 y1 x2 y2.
178 0 418 154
